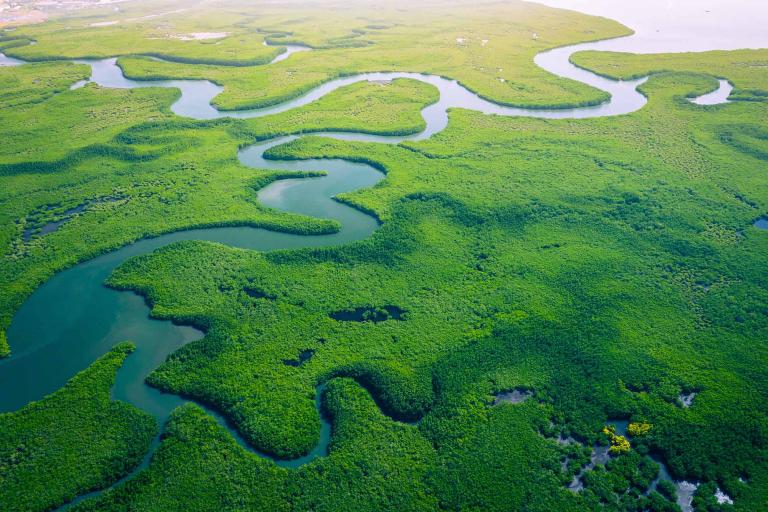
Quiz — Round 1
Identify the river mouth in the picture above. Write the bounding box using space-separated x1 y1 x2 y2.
0 5 757 508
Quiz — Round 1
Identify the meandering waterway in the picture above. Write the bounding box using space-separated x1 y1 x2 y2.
0 8 753 508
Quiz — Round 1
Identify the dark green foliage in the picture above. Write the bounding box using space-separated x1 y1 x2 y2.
73 380 438 511
0 343 156 511
692 482 734 512
328 360 434 422
580 452 661 506
657 479 679 502
71 404 288 512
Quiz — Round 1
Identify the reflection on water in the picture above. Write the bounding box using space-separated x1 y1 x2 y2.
267 43 312 63
533 0 766 107
1 137 383 415
678 391 696 408
492 389 533 405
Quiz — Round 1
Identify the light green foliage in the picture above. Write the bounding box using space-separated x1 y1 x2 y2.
0 61 89 108
4 1 281 65
0 80 177 166
603 426 631 455
0 35 32 51
627 422 652 437
571 48 768 101
252 78 439 137
0 343 156 511
44 0 634 110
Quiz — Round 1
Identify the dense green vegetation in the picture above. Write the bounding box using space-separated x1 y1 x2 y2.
0 70 177 166
1 1 767 511
0 343 156 511
71 379 442 512
249 78 438 137
92 71 767 509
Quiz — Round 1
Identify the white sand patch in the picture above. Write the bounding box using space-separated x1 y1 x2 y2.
123 9 187 23
90 20 118 27
481 39 488 46
173 32 228 41
715 489 734 505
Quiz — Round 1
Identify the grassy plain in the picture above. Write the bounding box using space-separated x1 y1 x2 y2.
0 66 177 166
1 0 281 65
0 61 89 108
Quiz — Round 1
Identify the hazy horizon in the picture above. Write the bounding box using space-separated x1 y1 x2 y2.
533 0 768 51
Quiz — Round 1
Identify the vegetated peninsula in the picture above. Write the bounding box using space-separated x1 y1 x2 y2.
0 0 766 511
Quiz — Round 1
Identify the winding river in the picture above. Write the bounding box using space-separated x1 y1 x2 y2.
0 10 741 510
